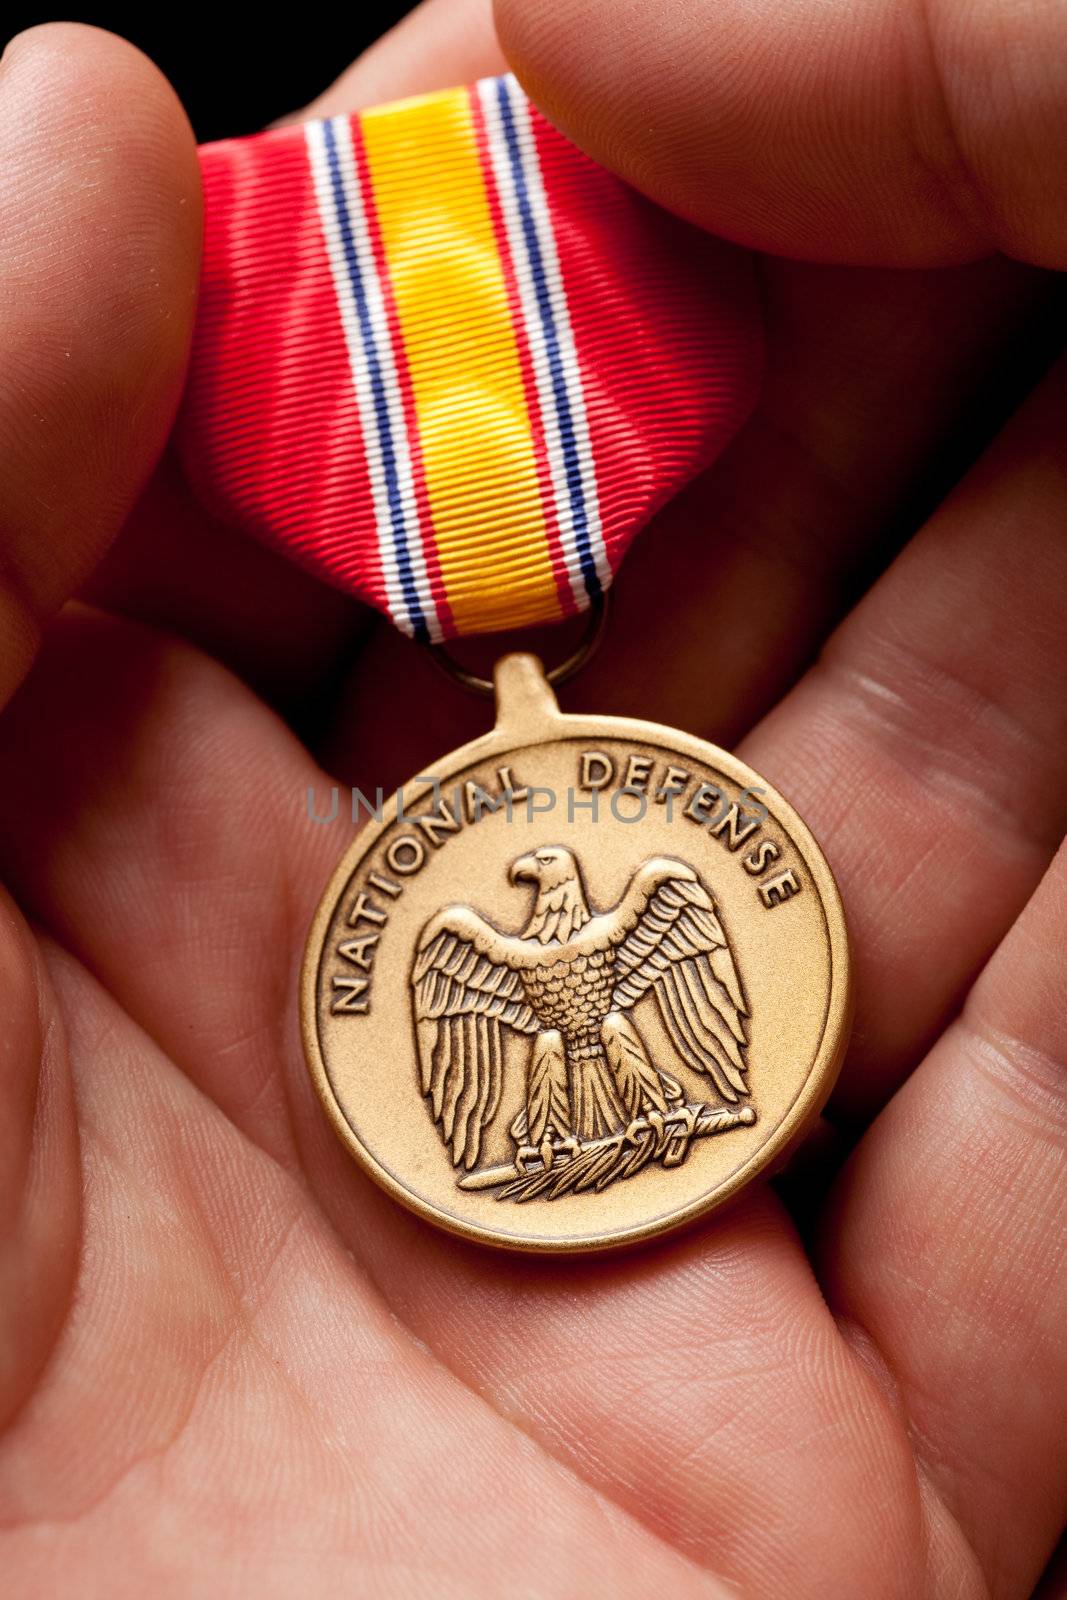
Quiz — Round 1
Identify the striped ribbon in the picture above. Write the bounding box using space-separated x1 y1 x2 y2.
178 74 762 640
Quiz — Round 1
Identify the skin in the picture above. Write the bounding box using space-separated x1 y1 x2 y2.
0 3 1064 1595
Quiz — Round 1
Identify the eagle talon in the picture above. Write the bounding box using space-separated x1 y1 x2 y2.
515 1143 544 1175
623 1116 650 1148
660 1104 701 1168
646 1109 668 1154
515 1134 581 1175
665 1105 699 1138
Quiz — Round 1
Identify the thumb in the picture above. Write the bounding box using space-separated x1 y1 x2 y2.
494 0 1067 267
0 24 201 705
0 24 199 1431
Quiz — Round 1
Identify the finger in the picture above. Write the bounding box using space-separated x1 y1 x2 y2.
322 253 1054 789
737 350 1067 1121
0 893 79 1434
0 24 201 707
822 838 1067 1595
494 0 1067 266
91 0 503 711
0 17 195 1433
0 616 941 1598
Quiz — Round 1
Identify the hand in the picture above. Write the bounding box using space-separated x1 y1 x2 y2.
0 6 1064 1596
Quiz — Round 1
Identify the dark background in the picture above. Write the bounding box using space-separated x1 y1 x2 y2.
2 8 417 139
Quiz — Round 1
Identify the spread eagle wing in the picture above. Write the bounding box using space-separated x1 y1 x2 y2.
411 907 538 1171
607 858 750 1103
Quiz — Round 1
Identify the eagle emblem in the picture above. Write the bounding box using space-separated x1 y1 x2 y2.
411 847 757 1200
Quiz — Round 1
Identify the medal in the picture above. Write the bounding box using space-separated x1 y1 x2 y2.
180 74 850 1252
302 651 849 1251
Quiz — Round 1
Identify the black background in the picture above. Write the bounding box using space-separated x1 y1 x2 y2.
2 8 417 139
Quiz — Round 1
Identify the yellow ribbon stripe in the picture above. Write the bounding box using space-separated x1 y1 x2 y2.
360 87 561 634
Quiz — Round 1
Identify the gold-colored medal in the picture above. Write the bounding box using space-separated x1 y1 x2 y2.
302 653 851 1253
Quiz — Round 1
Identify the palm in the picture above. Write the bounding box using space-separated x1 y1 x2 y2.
1 14 1064 1600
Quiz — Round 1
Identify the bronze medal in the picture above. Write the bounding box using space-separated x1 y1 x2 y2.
302 655 850 1252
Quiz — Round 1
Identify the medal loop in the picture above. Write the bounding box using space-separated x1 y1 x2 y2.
426 592 610 698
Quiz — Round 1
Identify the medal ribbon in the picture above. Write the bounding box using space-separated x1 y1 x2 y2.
178 74 763 640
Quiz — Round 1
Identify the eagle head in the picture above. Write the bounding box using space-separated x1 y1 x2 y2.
509 845 576 889
509 847 590 944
